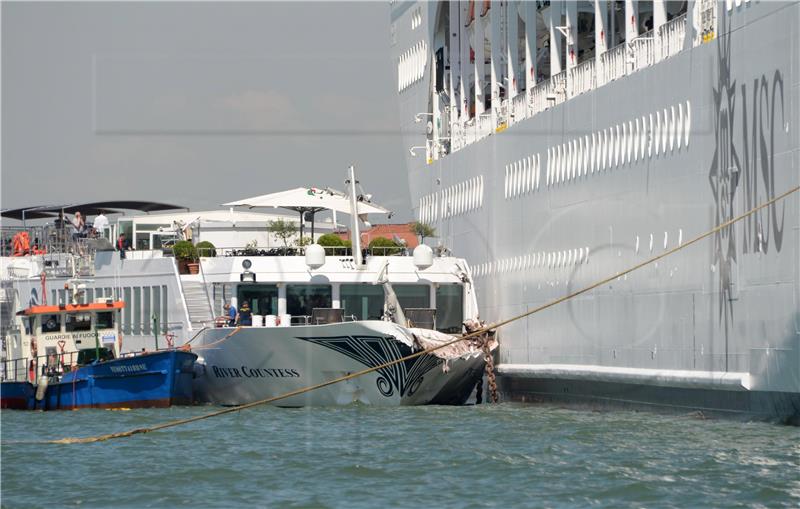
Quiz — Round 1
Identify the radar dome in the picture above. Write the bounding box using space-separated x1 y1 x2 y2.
413 244 433 269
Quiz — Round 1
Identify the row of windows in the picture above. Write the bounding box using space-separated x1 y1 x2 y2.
28 311 115 335
235 283 464 334
636 229 684 254
726 0 752 11
472 228 689 279
505 153 542 199
472 247 591 278
546 101 691 186
411 7 422 30
418 175 484 224
398 40 427 92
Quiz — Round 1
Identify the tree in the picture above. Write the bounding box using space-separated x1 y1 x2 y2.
268 219 297 247
368 237 402 255
411 221 436 244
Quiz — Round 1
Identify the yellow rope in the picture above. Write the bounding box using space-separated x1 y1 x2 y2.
41 185 800 444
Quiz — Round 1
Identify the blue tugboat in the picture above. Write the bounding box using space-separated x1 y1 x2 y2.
1 296 196 410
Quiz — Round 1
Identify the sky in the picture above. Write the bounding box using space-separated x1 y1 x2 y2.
1 1 412 221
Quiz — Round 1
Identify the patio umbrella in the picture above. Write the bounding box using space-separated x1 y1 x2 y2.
223 187 390 238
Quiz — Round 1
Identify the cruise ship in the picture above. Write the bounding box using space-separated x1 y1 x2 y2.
390 0 799 421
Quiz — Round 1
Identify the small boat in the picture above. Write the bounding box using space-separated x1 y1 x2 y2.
1 288 196 410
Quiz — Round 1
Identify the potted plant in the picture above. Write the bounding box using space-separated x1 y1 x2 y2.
173 240 198 274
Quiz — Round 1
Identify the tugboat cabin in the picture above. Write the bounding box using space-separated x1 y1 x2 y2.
3 301 123 382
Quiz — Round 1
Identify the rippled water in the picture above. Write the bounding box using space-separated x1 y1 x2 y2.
2 404 799 508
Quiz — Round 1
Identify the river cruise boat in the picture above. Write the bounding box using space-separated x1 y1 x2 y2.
190 168 491 406
0 292 196 410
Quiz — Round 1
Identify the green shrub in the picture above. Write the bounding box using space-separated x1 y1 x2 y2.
173 240 198 261
368 237 402 255
317 234 345 247
195 240 216 257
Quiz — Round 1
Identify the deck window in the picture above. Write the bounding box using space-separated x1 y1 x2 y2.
41 314 61 333
96 311 114 329
238 284 279 316
287 285 332 318
394 284 430 310
340 284 384 321
66 313 92 332
435 284 464 333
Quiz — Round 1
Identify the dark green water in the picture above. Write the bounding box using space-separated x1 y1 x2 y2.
2 404 798 508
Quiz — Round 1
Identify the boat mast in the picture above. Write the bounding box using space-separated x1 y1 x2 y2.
347 165 363 266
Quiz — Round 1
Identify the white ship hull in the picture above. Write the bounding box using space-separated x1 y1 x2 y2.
191 321 485 406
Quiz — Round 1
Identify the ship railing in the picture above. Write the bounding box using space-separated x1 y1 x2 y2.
659 13 687 60
0 224 100 264
550 71 567 107
568 58 595 97
1 356 30 382
496 99 509 130
463 118 477 146
510 93 527 125
450 121 465 152
477 112 493 139
529 78 552 116
629 29 655 73
195 245 411 258
3 350 82 382
600 43 627 85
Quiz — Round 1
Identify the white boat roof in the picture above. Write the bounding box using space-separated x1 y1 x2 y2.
123 209 302 225
223 187 390 216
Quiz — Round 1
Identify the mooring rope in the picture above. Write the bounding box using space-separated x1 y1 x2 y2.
28 185 800 444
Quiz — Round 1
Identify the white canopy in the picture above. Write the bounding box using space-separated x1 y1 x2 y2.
222 187 390 216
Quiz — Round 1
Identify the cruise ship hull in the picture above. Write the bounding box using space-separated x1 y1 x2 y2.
391 1 800 420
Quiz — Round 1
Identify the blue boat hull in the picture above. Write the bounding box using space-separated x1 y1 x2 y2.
39 350 197 410
1 381 35 410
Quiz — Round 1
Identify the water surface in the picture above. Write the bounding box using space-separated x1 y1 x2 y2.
2 404 798 508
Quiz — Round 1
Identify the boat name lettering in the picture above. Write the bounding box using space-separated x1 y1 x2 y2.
211 366 300 379
109 364 147 374
41 332 98 341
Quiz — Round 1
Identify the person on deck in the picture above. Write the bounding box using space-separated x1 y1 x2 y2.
92 211 109 238
237 301 253 326
117 232 132 259
224 303 237 327
71 211 87 239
